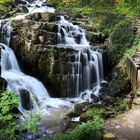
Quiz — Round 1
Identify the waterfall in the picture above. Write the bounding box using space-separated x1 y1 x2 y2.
27 0 55 14
57 16 105 100
0 21 73 116
57 16 89 46
0 1 105 107
0 0 106 137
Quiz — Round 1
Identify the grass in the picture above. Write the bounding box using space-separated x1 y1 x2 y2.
124 38 140 58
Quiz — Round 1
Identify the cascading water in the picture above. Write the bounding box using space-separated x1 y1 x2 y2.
57 16 89 46
0 0 106 138
57 16 105 101
27 0 55 14
0 21 73 116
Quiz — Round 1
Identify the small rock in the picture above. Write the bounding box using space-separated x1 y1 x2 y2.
80 113 87 122
39 36 45 44
81 92 87 99
22 5 29 13
100 81 109 87
104 132 116 140
116 125 121 129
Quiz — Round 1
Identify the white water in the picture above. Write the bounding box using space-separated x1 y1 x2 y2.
0 21 73 117
56 16 105 100
27 0 55 14
57 16 89 47
0 0 106 137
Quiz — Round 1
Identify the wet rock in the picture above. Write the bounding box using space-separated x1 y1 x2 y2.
101 96 115 105
99 92 109 100
26 12 56 22
74 34 82 44
22 5 29 13
99 87 109 93
74 102 102 116
0 77 7 91
68 112 79 118
42 3 48 6
90 94 99 103
42 23 59 33
100 81 109 87
86 31 105 44
19 89 32 110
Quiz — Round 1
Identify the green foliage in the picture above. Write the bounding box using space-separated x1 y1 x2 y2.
109 19 134 66
71 0 116 17
110 19 133 47
72 6 93 16
79 0 115 7
48 0 65 10
45 108 104 140
0 91 41 139
19 110 41 133
0 91 19 139
113 98 132 114
103 96 132 116
118 0 140 16
125 38 140 58
0 0 11 3
0 1 12 18
46 120 104 140
86 108 105 120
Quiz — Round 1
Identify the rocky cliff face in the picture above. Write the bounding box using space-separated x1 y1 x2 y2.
10 16 79 97
10 13 107 97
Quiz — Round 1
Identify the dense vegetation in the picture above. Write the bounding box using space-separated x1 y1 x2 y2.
0 91 19 139
0 0 13 17
0 91 41 139
45 108 104 140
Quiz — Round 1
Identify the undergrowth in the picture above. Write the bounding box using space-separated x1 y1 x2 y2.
43 108 105 140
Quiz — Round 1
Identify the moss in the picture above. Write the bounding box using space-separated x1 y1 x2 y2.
117 0 140 17
0 2 13 17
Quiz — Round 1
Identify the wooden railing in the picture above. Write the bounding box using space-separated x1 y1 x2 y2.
127 56 140 91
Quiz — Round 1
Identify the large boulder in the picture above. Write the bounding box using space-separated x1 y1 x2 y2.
26 12 56 22
86 31 105 44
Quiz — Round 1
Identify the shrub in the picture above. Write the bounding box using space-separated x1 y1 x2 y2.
45 108 104 140
0 91 19 139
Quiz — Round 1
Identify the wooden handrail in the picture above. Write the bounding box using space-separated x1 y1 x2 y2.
127 56 140 91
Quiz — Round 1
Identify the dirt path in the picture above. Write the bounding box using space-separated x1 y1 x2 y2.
105 102 140 140
105 78 140 139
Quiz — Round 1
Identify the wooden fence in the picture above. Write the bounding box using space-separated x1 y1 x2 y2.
127 56 140 91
